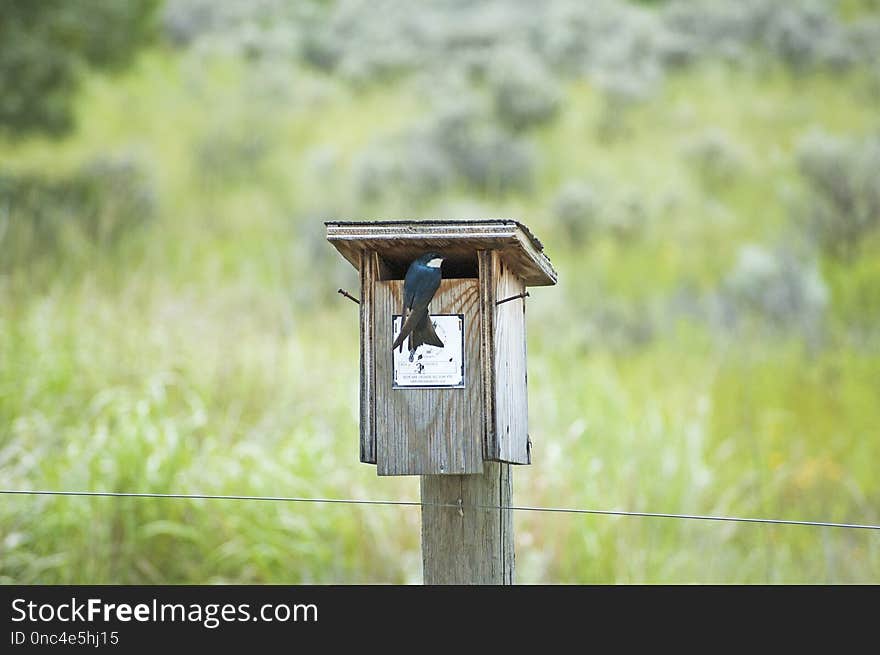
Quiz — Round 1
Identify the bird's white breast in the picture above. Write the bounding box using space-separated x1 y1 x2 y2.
426 258 443 268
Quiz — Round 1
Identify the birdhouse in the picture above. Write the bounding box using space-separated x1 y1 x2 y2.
326 220 557 476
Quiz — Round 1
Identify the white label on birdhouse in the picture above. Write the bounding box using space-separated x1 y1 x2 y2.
392 314 465 389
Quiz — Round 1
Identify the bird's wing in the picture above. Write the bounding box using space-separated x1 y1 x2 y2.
401 262 421 312
402 284 416 315
392 305 425 351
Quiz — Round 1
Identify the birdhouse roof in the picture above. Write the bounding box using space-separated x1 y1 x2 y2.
325 219 557 286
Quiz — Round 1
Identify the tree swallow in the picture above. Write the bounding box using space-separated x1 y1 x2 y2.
392 252 445 360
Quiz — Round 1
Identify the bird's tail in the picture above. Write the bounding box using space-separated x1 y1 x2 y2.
408 313 444 351
392 309 444 353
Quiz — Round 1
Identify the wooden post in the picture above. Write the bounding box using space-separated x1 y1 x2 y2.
420 463 514 585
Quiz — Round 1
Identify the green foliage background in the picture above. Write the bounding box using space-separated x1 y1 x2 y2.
0 0 159 137
1 0 879 583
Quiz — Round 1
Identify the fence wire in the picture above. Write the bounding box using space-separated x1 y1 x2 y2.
2 488 879 531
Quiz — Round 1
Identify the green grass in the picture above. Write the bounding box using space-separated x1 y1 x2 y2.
1 46 879 583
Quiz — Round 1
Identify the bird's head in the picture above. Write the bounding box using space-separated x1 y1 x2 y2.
418 252 444 269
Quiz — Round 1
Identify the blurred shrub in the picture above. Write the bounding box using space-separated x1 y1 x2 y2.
797 131 880 261
298 0 430 85
610 194 649 243
442 123 535 196
721 245 828 332
78 155 158 234
160 0 880 112
488 51 561 132
847 18 880 67
681 128 747 188
399 136 456 198
0 154 156 271
353 99 535 201
353 134 453 203
663 0 869 73
595 62 663 142
161 0 217 47
352 148 397 203
160 0 880 117
301 31 342 72
194 126 270 187
162 0 305 59
287 213 356 310
552 180 651 247
578 298 658 352
536 2 596 75
553 181 599 244
0 0 159 137
763 4 840 72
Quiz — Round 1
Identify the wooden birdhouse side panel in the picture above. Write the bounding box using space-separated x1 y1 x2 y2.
358 249 378 464
479 250 530 464
374 278 484 476
492 252 530 464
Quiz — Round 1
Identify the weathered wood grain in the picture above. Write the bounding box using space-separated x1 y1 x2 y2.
420 462 514 584
477 250 497 459
375 278 483 475
478 250 530 464
358 249 377 464
326 220 557 287
491 251 530 464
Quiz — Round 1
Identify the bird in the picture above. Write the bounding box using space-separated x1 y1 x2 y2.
392 252 445 360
